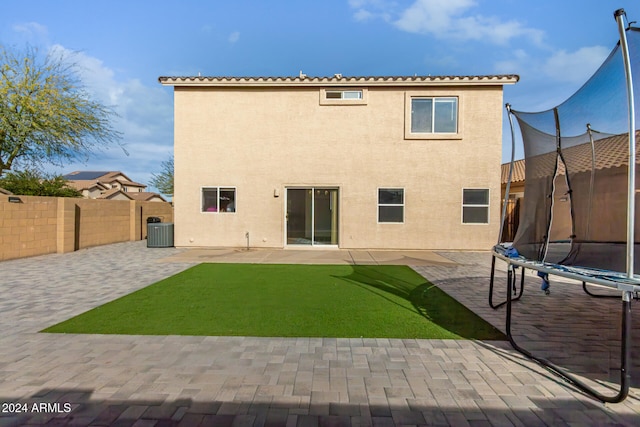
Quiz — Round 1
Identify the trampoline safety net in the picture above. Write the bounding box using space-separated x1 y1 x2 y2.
509 26 640 274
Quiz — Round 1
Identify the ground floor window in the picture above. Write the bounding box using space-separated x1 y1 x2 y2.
462 188 489 223
378 188 404 223
202 187 236 213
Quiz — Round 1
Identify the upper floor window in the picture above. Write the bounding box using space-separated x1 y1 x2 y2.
411 97 458 133
405 93 462 140
320 88 367 105
326 90 363 100
202 187 236 213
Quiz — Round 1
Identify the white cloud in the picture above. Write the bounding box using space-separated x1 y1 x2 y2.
495 46 613 115
453 15 544 46
228 31 240 43
394 0 474 34
12 22 48 38
350 0 544 46
395 0 544 45
353 9 374 22
425 55 459 69
493 49 529 74
349 0 394 22
543 46 610 84
44 45 174 182
493 46 609 85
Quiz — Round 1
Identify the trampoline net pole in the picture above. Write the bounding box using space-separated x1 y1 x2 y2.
615 9 636 279
498 104 517 245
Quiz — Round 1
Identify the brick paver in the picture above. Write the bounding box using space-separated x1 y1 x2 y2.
0 241 638 426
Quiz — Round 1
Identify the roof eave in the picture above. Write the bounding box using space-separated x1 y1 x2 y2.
158 75 519 87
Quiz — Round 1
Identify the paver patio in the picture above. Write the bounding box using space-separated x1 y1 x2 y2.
0 241 638 426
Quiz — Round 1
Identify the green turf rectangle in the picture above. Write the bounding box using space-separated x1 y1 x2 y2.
43 264 505 340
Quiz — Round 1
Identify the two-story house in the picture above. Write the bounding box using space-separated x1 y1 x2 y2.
63 171 166 202
159 74 518 250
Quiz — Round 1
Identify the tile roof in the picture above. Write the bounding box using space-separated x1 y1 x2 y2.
159 74 519 87
127 192 167 202
98 188 133 200
98 171 131 181
110 178 146 188
65 180 109 192
64 171 146 189
501 159 526 184
501 131 640 185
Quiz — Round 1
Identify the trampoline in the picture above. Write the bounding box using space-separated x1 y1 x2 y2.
491 9 640 403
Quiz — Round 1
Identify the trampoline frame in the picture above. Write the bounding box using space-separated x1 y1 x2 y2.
489 9 639 403
489 250 638 403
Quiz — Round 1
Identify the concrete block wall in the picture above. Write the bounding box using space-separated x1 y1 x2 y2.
0 195 173 261
73 199 132 249
0 196 59 260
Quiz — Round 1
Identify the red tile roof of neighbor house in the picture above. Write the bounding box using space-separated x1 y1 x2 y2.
501 131 640 185
501 160 526 185
159 74 519 87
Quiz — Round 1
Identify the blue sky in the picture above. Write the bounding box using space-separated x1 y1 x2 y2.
2 0 639 192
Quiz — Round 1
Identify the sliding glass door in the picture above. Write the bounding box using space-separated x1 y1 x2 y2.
286 188 338 246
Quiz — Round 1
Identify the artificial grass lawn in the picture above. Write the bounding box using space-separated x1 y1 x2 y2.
43 264 505 340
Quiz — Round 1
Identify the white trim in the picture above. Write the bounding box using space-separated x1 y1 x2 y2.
404 92 464 140
319 88 368 105
377 187 405 224
461 188 490 225
200 186 237 214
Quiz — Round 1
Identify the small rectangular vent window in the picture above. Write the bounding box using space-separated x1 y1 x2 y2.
325 90 363 100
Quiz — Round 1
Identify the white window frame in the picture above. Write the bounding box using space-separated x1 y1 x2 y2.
320 88 368 105
377 187 405 224
404 92 463 140
462 188 489 224
201 186 237 214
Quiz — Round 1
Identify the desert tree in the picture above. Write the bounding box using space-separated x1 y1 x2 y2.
149 155 174 197
0 44 122 177
0 168 82 197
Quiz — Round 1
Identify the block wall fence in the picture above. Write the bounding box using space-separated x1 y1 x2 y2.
0 195 173 261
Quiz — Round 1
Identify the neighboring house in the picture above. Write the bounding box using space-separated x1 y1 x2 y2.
98 187 134 201
67 180 110 199
0 187 13 195
128 192 168 202
501 160 525 200
63 171 165 201
159 74 518 250
500 159 525 242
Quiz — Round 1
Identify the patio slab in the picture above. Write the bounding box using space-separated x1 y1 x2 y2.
162 247 457 266
0 241 638 426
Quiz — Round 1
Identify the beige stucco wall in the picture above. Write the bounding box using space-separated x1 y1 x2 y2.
173 85 505 250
